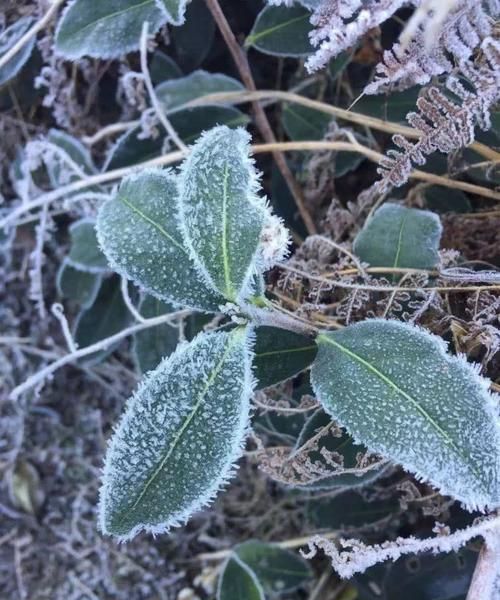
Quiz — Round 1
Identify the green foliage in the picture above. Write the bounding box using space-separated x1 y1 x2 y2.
67 219 109 273
253 326 317 388
311 319 500 511
0 17 36 87
353 203 442 269
149 50 182 84
246 5 314 57
46 130 96 190
170 0 215 71
218 555 264 600
56 261 102 308
282 104 331 141
99 327 253 540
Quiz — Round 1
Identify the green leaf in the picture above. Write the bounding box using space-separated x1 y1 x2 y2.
355 87 420 124
67 218 109 273
217 555 264 600
99 327 253 540
307 489 400 531
282 103 331 141
56 261 102 308
149 50 182 85
46 129 96 189
74 275 132 363
353 203 442 269
294 409 388 490
246 5 314 57
104 106 249 170
132 295 179 373
253 326 317 388
55 0 169 60
156 70 244 113
178 126 272 303
424 186 472 214
160 0 189 25
97 169 225 312
311 319 500 511
0 17 36 87
234 540 312 594
171 0 215 71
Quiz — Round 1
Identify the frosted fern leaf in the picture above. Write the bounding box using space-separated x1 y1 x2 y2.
353 203 442 269
99 327 253 540
178 126 289 303
55 0 188 60
311 319 500 511
96 169 225 312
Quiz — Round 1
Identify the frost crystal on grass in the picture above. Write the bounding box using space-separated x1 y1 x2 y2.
311 319 500 511
99 327 254 541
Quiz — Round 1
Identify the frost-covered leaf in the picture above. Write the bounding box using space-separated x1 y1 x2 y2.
104 106 249 171
56 261 102 308
217 555 264 600
149 50 182 85
96 169 225 312
67 218 109 273
155 70 244 113
55 0 169 60
0 17 36 87
307 490 400 531
46 129 96 189
234 540 312 594
132 295 178 374
179 126 275 303
311 319 500 511
246 5 314 57
160 0 189 25
294 410 388 491
282 103 331 141
171 0 215 71
253 326 317 388
74 275 132 364
353 204 442 269
99 327 253 540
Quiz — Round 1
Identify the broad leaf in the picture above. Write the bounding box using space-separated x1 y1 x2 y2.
132 295 178 373
311 319 500 511
282 103 331 141
46 129 97 190
149 50 182 85
246 5 314 57
55 0 170 59
294 409 388 490
355 87 420 124
156 70 244 113
424 186 472 214
353 203 442 269
96 169 225 312
0 17 36 87
253 326 317 388
104 106 249 170
67 218 109 273
171 0 215 71
179 126 270 302
74 275 132 363
56 261 102 308
99 328 253 540
218 555 264 600
235 540 312 594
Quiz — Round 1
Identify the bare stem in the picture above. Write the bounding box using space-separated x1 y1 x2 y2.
466 532 500 600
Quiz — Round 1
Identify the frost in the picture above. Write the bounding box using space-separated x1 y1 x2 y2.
67 218 109 274
99 327 254 541
0 16 36 87
311 319 500 511
178 126 288 303
96 168 225 312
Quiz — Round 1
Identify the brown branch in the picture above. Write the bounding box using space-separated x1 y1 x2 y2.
204 0 317 235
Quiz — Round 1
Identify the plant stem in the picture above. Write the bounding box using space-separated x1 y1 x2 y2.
466 532 500 600
204 0 317 235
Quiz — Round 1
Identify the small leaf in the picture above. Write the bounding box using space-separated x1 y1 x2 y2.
55 0 169 60
179 126 270 302
132 295 179 373
104 106 249 170
99 328 253 540
149 50 182 85
294 409 388 490
74 275 132 364
235 540 312 594
0 17 36 87
217 555 264 600
96 169 225 311
155 70 244 113
311 319 500 511
282 103 331 141
246 5 314 57
67 218 109 273
353 203 442 269
57 261 102 308
253 326 317 388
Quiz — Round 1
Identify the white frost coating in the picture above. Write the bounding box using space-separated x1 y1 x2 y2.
98 326 255 541
66 218 110 274
311 319 500 512
178 126 289 304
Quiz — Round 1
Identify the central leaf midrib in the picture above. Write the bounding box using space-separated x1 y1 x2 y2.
129 335 238 512
221 163 234 299
256 345 317 358
248 13 310 45
319 334 484 484
392 213 407 269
